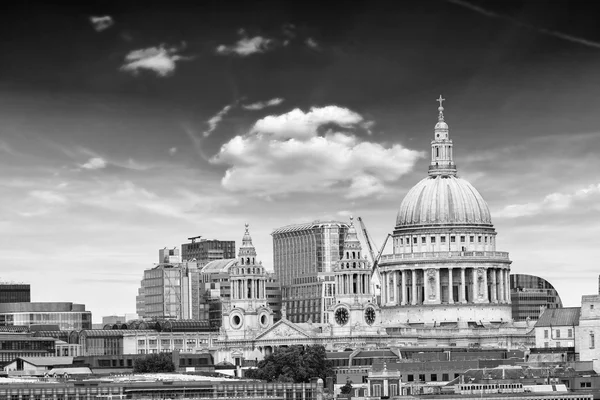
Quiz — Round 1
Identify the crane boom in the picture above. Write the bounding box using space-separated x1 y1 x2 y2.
357 216 377 263
372 233 392 272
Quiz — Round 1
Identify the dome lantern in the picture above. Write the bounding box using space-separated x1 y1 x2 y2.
429 95 457 177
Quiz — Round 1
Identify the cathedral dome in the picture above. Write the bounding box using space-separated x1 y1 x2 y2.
396 175 492 228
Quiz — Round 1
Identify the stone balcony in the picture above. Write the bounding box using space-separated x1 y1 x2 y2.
379 251 510 265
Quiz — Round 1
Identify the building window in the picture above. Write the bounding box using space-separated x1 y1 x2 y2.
407 374 414 382
421 237 426 244
590 333 595 349
442 373 449 381
469 236 474 243
591 305 594 310
485 236 488 243
478 236 482 243
544 330 548 339
413 237 417 244
400 238 403 245
460 236 465 243
441 236 446 243
419 374 426 382
430 374 437 382
431 236 436 243
390 384 398 397
450 236 455 243
580 382 592 388
568 329 573 338
372 384 381 397
556 329 560 338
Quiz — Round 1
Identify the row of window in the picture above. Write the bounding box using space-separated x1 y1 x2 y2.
399 235 493 245
544 329 573 339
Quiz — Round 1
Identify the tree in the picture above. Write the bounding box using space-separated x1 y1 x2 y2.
133 352 176 373
340 379 353 395
245 345 333 383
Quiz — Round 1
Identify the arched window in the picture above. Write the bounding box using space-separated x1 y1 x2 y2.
436 147 439 157
241 259 244 265
246 257 250 265
352 251 356 259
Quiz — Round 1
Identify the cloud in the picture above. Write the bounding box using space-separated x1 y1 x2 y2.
216 30 275 56
120 45 190 77
495 182 600 218
29 190 68 205
169 147 177 155
89 16 114 32
242 98 284 111
81 157 107 170
203 104 234 138
210 106 423 198
447 0 600 50
305 38 320 50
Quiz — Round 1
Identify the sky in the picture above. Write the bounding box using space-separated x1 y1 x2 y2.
1 0 600 321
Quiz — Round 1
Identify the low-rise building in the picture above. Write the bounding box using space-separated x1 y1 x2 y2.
577 292 600 373
0 302 91 330
534 307 579 349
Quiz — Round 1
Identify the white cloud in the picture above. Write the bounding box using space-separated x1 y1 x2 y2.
305 37 320 50
495 182 600 218
90 16 114 32
242 98 284 111
120 45 189 77
204 104 234 138
216 30 275 56
169 147 177 155
29 190 68 205
81 157 107 170
210 106 423 198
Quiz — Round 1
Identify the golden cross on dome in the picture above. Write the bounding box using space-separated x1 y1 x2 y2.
437 95 445 108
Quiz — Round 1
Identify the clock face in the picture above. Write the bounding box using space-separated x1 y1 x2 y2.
365 307 376 325
335 307 349 326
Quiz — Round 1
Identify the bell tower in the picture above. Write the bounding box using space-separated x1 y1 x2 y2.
328 217 381 335
222 224 273 339
429 95 457 177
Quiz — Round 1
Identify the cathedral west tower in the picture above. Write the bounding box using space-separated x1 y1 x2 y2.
378 96 512 325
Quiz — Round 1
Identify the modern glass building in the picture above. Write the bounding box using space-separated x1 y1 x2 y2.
0 302 92 330
272 221 349 323
510 274 563 321
182 237 236 265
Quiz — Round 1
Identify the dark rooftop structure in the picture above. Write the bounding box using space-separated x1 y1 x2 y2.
535 307 581 328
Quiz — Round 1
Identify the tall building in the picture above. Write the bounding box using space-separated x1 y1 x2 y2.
271 221 349 323
136 249 202 320
378 96 512 324
181 236 235 265
510 274 563 321
0 283 30 303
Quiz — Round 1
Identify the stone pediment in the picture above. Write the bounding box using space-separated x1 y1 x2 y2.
255 320 312 341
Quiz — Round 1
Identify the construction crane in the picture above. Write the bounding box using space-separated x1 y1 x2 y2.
357 217 391 272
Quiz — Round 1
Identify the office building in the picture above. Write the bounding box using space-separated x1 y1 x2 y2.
181 236 235 265
272 221 348 323
511 274 564 321
0 302 91 330
0 283 30 303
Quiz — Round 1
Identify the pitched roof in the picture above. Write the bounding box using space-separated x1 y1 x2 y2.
535 307 580 327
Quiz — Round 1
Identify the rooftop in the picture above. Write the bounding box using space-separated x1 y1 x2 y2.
535 307 580 327
271 221 348 235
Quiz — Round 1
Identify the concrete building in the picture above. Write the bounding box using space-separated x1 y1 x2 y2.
511 274 564 321
0 302 91 330
182 236 235 265
0 334 56 363
272 221 348 323
0 283 30 303
377 96 512 324
136 250 202 320
577 289 600 373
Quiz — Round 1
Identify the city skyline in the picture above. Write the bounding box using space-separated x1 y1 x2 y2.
1 0 599 320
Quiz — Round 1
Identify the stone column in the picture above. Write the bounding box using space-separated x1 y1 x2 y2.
491 269 497 303
498 270 504 303
411 269 417 305
380 272 386 303
423 269 430 302
460 267 466 303
251 279 256 299
436 269 442 304
483 269 489 303
472 268 478 302
393 271 398 305
505 269 511 303
448 268 454 304
401 270 407 306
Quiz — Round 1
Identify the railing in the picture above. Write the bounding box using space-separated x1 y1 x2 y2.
379 251 509 262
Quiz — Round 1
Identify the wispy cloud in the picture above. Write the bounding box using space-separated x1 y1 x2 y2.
121 44 191 77
216 29 275 56
169 147 177 156
447 0 600 50
305 38 320 50
495 182 600 218
29 190 68 205
242 98 284 111
89 16 114 32
203 104 234 138
81 157 107 170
